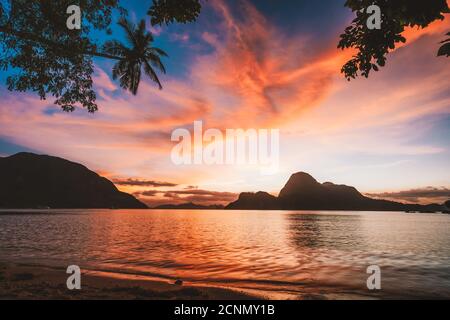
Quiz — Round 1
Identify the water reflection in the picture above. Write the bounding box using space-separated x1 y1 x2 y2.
287 213 322 248
0 210 450 299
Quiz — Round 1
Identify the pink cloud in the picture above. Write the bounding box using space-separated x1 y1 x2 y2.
148 25 163 36
169 32 190 42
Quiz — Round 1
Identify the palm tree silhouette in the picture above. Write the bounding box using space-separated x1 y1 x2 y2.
103 18 167 94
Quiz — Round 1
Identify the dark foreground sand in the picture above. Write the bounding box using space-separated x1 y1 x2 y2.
0 262 258 300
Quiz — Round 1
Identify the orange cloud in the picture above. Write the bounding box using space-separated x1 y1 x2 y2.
187 0 346 129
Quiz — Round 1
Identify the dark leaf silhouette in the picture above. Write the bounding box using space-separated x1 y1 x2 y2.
148 0 203 26
339 0 449 80
437 32 450 57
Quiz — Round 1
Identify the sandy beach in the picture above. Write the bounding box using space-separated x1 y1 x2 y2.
0 262 258 300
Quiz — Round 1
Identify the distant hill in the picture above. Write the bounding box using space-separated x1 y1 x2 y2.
226 172 445 212
153 202 224 210
226 192 278 210
0 153 147 209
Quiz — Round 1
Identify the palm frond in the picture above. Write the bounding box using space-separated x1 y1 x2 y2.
148 47 168 57
145 52 166 74
109 18 166 93
143 60 162 89
103 40 128 57
118 18 139 48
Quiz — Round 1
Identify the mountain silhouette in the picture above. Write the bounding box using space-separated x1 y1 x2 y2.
0 153 147 209
1 154 445 212
226 192 278 210
226 172 445 212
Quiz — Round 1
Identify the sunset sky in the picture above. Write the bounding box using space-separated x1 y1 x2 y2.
0 0 449 206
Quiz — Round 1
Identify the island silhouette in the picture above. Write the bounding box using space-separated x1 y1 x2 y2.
0 153 146 209
0 152 447 212
227 172 446 212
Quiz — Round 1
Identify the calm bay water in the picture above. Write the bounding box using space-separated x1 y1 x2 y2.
1 210 450 299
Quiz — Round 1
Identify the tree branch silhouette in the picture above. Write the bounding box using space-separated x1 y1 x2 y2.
338 0 449 80
0 0 202 112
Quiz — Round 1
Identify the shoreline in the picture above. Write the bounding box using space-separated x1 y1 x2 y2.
0 262 259 300
0 208 449 213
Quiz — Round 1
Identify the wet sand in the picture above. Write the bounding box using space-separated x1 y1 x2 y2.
0 262 258 300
